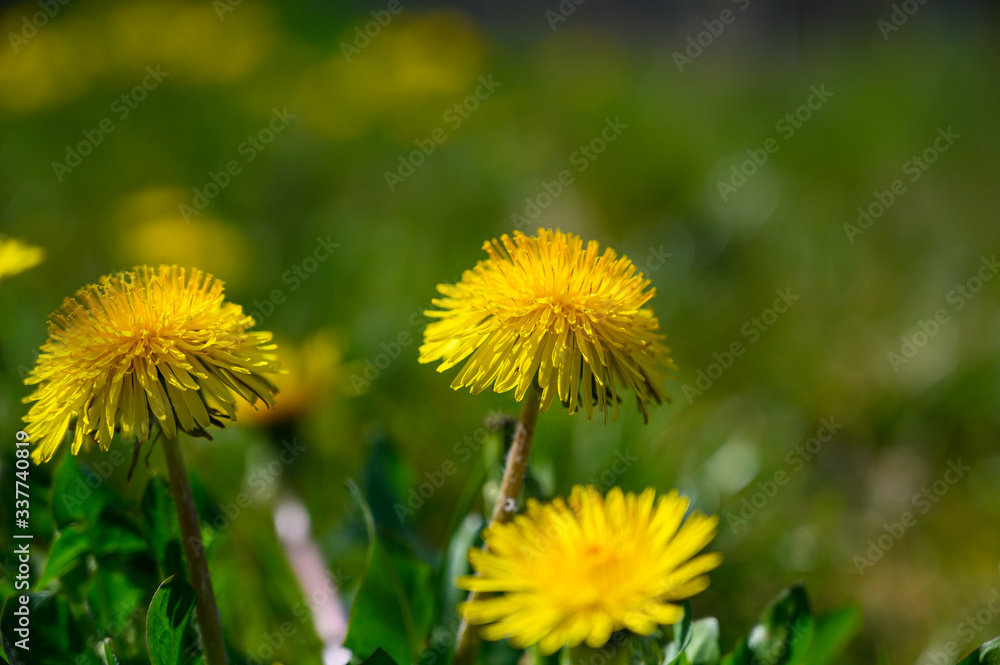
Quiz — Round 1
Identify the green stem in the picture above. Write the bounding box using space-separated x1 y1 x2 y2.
454 387 542 665
162 434 229 665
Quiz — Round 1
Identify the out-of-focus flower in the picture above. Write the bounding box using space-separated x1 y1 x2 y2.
0 237 44 282
0 1 273 111
458 485 722 654
23 265 280 463
419 228 675 422
237 330 342 427
294 11 484 140
113 187 254 288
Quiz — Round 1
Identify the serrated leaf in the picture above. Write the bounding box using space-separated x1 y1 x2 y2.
146 576 198 665
36 525 90 588
957 635 1000 665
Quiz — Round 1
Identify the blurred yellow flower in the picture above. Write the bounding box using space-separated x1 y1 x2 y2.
0 237 44 282
113 185 254 287
0 1 272 112
23 265 280 463
458 485 722 654
237 330 342 427
419 228 675 421
295 11 484 140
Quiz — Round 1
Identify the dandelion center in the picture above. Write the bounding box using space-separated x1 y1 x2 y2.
457 485 722 654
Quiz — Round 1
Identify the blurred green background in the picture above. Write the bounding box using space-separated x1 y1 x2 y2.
1 1 999 664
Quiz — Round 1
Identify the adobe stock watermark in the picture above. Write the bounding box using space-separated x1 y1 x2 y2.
349 308 433 394
716 84 833 201
58 450 131 515
243 564 350 665
583 449 639 492
878 0 930 40
51 66 169 182
672 0 752 73
724 417 843 533
636 245 672 275
419 616 462 665
844 126 959 244
205 439 305 535
887 254 998 372
247 235 341 325
179 107 297 221
7 0 71 53
920 581 1000 665
854 458 970 575
385 75 501 191
394 422 497 523
350 330 415 395
213 0 244 19
340 0 412 61
682 287 799 404
510 117 628 230
545 0 587 31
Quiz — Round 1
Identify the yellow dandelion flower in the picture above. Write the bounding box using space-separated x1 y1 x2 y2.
457 485 722 655
22 265 280 463
419 229 674 422
0 237 44 282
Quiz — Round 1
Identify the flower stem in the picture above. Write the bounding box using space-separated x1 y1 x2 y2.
162 434 229 665
454 387 542 665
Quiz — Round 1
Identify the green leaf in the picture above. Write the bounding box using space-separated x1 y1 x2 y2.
684 618 721 665
805 606 861 665
87 557 157 634
36 524 90 588
724 584 813 665
141 477 185 579
344 481 435 665
430 420 503 630
208 509 324 661
440 512 483 616
146 576 198 665
359 647 402 665
103 638 122 665
664 602 694 664
0 592 100 665
957 635 1000 665
93 507 150 558
440 420 505 545
51 456 120 528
